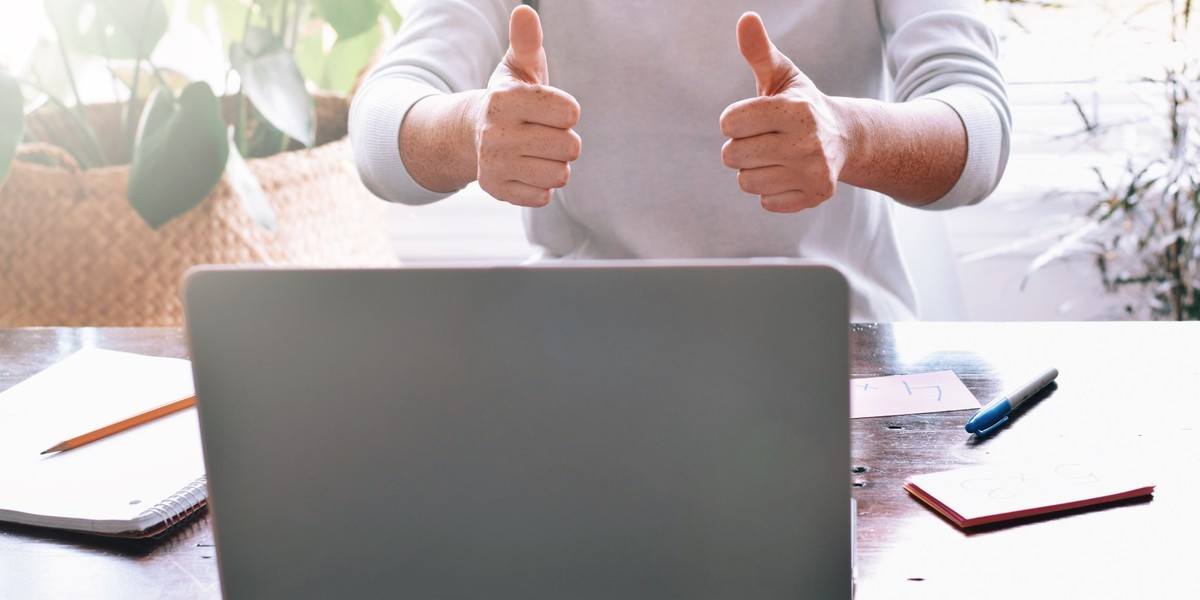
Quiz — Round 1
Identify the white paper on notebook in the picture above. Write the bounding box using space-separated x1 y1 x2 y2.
850 370 980 419
904 461 1155 528
0 348 205 536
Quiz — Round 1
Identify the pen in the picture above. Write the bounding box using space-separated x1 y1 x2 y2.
965 368 1058 437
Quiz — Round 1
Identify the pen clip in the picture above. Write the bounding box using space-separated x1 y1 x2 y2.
975 416 1009 437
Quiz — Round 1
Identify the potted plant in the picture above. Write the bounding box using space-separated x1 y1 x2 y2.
1023 1 1198 319
0 0 400 326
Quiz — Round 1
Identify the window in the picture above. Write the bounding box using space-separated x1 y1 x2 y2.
951 0 1192 319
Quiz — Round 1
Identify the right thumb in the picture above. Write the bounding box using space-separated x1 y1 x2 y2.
736 12 800 97
506 5 548 84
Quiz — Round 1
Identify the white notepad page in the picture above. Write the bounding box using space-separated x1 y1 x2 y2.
0 348 205 535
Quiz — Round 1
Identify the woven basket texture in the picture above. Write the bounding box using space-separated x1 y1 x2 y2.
0 95 398 326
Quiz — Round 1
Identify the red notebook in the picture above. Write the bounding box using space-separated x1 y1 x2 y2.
904 461 1154 528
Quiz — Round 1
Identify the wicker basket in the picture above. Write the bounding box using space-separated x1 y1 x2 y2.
0 95 397 326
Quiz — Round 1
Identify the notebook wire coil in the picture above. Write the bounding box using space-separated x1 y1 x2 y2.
140 475 208 531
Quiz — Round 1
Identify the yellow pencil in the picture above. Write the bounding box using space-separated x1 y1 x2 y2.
40 395 197 455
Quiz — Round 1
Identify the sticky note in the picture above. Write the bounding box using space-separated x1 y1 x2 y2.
904 461 1155 528
850 370 979 419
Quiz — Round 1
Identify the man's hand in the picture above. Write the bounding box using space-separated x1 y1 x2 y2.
472 5 582 207
720 12 851 213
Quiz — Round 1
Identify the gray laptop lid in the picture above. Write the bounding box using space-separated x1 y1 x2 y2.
184 261 850 599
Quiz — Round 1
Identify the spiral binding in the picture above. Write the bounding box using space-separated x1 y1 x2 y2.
139 475 208 532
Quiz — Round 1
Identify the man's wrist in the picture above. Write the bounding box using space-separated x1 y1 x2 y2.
824 95 968 205
828 96 876 186
399 91 487 193
454 90 487 171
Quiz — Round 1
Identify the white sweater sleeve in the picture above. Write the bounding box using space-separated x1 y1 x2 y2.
877 0 1012 210
349 0 518 205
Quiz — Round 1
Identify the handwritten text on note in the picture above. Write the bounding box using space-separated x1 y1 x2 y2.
850 370 980 419
904 461 1155 528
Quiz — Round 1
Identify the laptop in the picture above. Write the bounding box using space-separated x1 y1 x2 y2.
184 260 852 599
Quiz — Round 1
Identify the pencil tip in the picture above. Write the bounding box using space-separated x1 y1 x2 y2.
40 445 63 455
40 449 53 455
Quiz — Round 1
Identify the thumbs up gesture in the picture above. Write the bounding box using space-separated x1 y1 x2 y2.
720 13 850 213
474 5 582 207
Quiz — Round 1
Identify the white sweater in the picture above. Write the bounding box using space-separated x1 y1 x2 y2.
351 0 1011 320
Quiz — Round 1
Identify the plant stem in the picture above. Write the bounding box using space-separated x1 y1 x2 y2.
237 92 248 157
19 79 108 169
279 124 290 154
242 1 256 41
124 1 158 157
101 41 122 104
144 59 173 91
101 50 130 162
52 29 86 112
288 1 305 51
278 0 289 42
125 59 144 153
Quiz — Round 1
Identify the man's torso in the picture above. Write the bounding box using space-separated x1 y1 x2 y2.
524 1 914 319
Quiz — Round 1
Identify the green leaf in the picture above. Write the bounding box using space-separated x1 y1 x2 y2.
129 83 229 229
294 22 382 94
322 24 382 94
0 70 24 186
137 85 179 140
168 0 250 49
380 1 403 30
315 0 383 40
239 25 278 56
45 0 168 60
1021 220 1100 290
232 27 316 147
225 128 277 230
293 27 327 86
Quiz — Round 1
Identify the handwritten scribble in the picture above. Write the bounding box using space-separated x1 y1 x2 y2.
902 381 943 402
960 475 1032 500
957 465 1104 501
1054 463 1101 485
849 371 979 419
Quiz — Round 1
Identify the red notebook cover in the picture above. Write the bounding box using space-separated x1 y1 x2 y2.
904 462 1154 528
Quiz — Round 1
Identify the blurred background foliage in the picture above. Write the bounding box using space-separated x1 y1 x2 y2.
0 0 401 228
1022 1 1200 320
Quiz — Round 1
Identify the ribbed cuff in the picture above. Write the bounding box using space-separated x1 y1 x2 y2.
349 77 453 205
919 85 1006 211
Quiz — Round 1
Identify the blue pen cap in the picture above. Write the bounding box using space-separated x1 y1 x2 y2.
975 416 1009 436
965 399 1012 434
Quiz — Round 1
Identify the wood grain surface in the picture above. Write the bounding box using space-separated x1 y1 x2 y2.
1 324 1197 598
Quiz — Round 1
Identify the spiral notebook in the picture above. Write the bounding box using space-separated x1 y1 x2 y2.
0 348 206 537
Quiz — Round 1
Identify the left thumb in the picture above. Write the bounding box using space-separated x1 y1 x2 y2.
736 12 801 96
507 5 549 84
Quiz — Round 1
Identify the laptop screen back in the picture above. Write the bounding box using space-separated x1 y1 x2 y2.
185 262 851 599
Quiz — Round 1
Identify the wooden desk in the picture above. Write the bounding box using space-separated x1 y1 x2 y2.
2 324 1198 598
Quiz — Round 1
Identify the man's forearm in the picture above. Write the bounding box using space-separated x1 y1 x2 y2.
832 97 967 207
398 91 485 193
